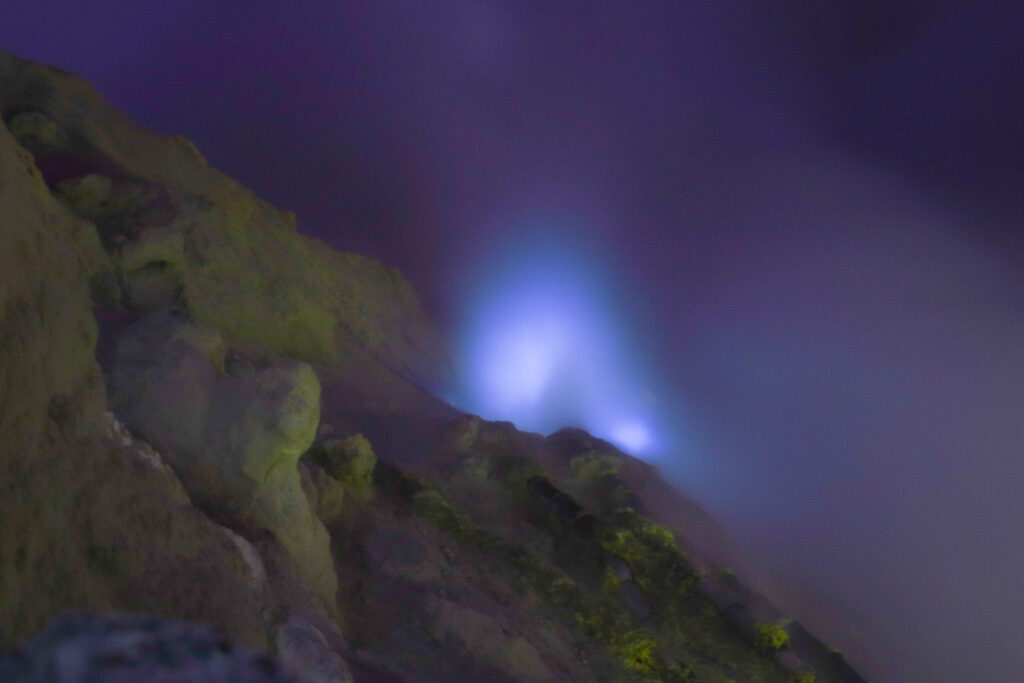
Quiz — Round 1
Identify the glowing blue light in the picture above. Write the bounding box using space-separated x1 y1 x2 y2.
611 420 652 453
481 313 569 409
455 232 664 456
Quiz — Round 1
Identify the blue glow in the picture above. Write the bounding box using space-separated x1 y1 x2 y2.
455 230 665 456
611 420 652 452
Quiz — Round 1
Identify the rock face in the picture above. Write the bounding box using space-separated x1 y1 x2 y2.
0 86 271 652
0 50 452 394
102 309 337 609
0 47 866 683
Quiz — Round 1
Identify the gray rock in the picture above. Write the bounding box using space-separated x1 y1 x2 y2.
3 613 297 682
104 308 336 608
275 617 353 683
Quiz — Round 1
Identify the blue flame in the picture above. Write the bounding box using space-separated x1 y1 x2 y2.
455 231 663 456
610 420 652 452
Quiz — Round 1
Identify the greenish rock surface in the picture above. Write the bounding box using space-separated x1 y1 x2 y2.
0 47 866 683
0 107 272 652
311 433 377 501
103 309 337 610
0 49 452 393
298 458 347 528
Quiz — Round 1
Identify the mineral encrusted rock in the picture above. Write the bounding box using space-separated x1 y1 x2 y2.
102 308 337 609
0 92 271 652
0 50 452 392
310 433 377 502
0 47 866 683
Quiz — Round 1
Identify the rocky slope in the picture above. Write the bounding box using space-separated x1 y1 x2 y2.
0 49 865 682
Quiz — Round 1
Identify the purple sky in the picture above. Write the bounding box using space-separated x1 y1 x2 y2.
5 2 1024 680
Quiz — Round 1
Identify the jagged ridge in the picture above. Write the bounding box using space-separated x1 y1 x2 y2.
0 49 864 683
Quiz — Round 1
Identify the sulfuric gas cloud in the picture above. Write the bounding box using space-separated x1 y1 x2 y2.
454 234 662 456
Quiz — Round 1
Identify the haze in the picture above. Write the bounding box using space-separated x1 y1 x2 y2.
4 1 1024 679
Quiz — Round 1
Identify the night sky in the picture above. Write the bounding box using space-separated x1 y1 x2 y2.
5 2 1024 680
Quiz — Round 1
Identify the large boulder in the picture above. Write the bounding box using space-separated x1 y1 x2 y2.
103 308 337 610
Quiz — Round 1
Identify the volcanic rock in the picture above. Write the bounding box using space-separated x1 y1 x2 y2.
0 47 868 683
102 308 336 609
